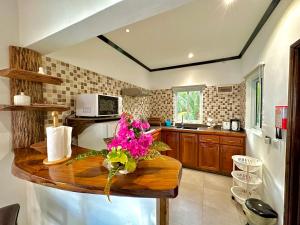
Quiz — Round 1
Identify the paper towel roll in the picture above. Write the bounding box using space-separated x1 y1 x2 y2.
46 126 73 162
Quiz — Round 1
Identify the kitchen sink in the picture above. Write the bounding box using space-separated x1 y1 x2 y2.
181 126 199 130
174 123 221 130
175 124 208 130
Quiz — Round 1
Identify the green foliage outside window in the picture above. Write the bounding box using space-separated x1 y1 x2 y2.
176 91 201 123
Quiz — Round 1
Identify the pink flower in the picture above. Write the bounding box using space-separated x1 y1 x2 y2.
131 120 150 131
142 122 150 130
107 113 153 158
132 120 143 130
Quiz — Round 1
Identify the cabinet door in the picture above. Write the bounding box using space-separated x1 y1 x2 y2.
198 142 220 172
220 145 244 175
180 133 198 168
220 136 244 146
162 131 179 159
199 135 219 144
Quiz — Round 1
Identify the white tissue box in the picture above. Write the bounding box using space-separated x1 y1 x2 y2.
14 92 31 106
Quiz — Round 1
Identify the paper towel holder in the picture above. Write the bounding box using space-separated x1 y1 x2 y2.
43 111 72 165
43 156 71 165
43 148 72 166
52 111 58 127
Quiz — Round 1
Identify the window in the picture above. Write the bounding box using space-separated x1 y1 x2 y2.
246 64 264 130
253 77 263 128
173 85 205 124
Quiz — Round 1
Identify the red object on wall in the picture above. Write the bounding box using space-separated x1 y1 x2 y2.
275 106 288 130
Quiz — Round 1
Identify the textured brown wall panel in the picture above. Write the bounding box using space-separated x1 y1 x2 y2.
9 46 45 148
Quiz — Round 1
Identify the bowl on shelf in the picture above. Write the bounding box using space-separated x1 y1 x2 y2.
231 186 260 205
232 155 262 172
231 171 262 190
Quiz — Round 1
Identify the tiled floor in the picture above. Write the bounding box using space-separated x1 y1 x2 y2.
170 169 247 225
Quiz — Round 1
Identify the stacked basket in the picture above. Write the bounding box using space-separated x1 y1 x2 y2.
231 155 263 205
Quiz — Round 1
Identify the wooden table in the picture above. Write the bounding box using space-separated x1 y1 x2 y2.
12 145 182 225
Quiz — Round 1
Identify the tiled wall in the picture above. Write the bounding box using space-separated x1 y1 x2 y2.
148 84 246 127
203 83 245 126
239 82 246 127
42 57 151 126
150 89 174 119
42 56 245 127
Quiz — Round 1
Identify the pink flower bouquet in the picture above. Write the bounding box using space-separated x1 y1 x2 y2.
70 112 171 200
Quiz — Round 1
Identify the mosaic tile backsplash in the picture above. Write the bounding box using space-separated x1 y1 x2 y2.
149 84 245 127
42 57 151 126
42 56 245 127
150 89 174 119
203 83 245 127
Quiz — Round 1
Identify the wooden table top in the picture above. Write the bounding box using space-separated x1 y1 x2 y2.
12 146 182 198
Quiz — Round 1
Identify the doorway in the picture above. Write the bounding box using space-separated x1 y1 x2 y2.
284 38 300 225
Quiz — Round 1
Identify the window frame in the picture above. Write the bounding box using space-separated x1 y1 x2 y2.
247 65 264 131
173 85 205 124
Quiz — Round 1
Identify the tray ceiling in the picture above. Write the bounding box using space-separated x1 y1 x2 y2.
100 0 277 71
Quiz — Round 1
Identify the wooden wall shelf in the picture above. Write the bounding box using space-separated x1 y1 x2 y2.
0 68 63 85
65 115 120 137
0 104 69 112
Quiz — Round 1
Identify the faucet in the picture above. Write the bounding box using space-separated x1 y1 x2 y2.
181 115 184 128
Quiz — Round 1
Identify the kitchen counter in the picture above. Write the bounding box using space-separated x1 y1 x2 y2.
12 144 182 225
148 126 246 137
12 145 182 198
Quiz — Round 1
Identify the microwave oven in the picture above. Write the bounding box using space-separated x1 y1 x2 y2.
76 94 122 117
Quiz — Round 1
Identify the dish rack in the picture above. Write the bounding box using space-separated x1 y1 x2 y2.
231 155 263 205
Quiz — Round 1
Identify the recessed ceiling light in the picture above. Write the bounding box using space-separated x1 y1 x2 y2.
188 53 194 59
125 28 130 33
224 0 235 6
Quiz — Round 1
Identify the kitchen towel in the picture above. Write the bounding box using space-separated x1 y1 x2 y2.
46 126 73 162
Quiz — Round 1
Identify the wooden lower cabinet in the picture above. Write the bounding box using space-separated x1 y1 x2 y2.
198 142 220 172
179 133 198 168
220 145 244 175
162 131 179 159
158 129 245 175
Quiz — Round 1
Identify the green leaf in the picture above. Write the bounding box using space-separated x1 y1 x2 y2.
149 141 172 152
140 149 161 160
66 149 109 165
107 148 128 165
125 158 137 172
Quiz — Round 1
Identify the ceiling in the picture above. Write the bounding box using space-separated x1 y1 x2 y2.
101 0 274 70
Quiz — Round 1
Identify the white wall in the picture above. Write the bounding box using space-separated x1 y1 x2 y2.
26 184 156 225
47 38 151 89
241 0 300 224
19 0 192 54
148 59 243 89
17 0 122 47
0 0 28 224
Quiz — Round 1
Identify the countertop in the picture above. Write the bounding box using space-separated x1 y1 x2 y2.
12 145 182 198
148 126 246 137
